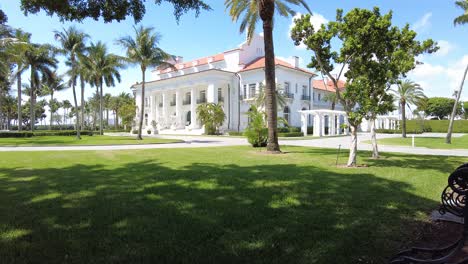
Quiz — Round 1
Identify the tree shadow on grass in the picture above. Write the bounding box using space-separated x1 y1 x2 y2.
0 150 451 264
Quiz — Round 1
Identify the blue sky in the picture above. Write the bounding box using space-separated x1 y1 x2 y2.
2 0 468 103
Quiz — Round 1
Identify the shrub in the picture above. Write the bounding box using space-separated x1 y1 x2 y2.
0 131 34 138
196 103 225 135
244 106 268 147
132 130 138 134
228 131 244 136
376 129 423 134
0 130 93 138
406 120 468 133
147 130 151 135
278 132 303 137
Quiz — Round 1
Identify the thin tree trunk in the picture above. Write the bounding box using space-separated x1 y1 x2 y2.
137 66 146 140
106 109 109 126
99 83 103 135
17 73 22 131
72 84 81 139
370 118 379 159
49 92 53 130
115 110 119 130
446 63 468 144
260 2 280 152
80 76 85 131
30 70 35 132
347 125 358 166
401 100 407 138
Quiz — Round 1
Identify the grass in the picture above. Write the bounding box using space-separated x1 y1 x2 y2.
0 146 463 263
0 135 182 146
372 135 468 149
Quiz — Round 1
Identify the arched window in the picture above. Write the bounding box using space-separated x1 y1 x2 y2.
186 111 191 126
284 106 290 125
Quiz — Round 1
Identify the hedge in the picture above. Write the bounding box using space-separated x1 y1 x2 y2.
278 132 303 137
376 129 423 134
406 120 468 133
228 131 244 136
0 130 93 138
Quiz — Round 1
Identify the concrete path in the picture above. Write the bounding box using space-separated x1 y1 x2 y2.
0 132 467 157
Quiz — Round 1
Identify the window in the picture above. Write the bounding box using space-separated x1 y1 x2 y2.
249 83 256 98
183 92 191 105
295 83 298 94
302 85 307 96
243 85 247 99
200 90 206 101
144 97 149 107
284 82 290 94
218 87 223 101
318 93 321 101
283 106 290 124
186 111 191 125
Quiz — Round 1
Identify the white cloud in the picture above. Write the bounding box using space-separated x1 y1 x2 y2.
288 12 329 50
412 12 432 32
435 40 455 57
409 55 468 101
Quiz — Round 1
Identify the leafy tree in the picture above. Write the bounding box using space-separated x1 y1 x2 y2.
1 95 16 129
244 105 268 147
20 0 211 23
196 103 225 135
81 41 123 135
225 0 310 153
291 8 437 166
425 97 461 120
41 71 67 129
391 80 426 138
62 99 72 124
118 94 136 130
447 0 468 143
117 25 173 140
323 92 337 110
55 26 89 139
24 43 57 131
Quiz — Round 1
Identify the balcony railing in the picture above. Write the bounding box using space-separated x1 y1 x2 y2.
182 99 191 105
169 101 176 106
197 98 206 104
284 92 294 99
301 95 311 101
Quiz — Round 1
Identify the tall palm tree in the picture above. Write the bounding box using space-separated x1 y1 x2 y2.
76 51 90 130
103 93 112 126
8 29 31 131
54 26 89 139
117 25 173 140
225 0 310 152
62 99 72 125
391 80 426 138
42 71 67 129
24 44 57 131
82 41 123 135
447 0 468 144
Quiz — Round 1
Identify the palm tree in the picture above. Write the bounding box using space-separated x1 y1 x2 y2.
42 71 67 129
117 25 173 140
8 29 31 131
391 80 426 138
76 51 90 131
62 99 72 125
103 93 112 127
225 0 310 152
447 0 468 144
82 41 123 135
254 83 287 109
24 44 57 131
54 26 89 139
110 92 132 129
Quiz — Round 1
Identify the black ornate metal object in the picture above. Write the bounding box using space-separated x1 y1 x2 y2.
390 164 468 264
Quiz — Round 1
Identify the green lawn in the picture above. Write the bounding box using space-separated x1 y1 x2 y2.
0 135 182 146
374 135 468 149
0 146 461 263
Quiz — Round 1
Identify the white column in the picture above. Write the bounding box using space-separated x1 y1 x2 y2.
190 87 196 128
155 94 160 124
162 92 167 128
207 83 218 103
337 115 342 135
175 90 181 128
321 115 326 136
301 113 307 136
330 114 336 136
313 114 321 137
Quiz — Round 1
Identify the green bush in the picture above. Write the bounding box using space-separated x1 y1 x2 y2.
0 130 93 138
278 132 303 137
132 130 138 134
406 120 468 133
245 106 268 147
0 131 34 138
277 126 301 133
376 129 423 134
104 129 130 133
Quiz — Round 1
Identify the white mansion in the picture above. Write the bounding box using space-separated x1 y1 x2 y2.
131 34 394 135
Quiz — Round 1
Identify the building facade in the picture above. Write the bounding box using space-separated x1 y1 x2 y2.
131 34 346 135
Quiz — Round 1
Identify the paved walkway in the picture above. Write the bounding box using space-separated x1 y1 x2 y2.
0 133 467 157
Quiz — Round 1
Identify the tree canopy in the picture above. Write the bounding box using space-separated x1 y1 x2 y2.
425 97 462 119
20 0 211 23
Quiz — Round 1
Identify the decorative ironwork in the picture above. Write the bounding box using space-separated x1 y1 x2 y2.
390 164 468 263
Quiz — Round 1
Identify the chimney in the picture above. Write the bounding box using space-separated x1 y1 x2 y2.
293 56 299 68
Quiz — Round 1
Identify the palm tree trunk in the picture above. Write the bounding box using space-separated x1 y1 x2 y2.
106 109 109 126
115 110 119 130
80 76 85 131
17 73 22 131
30 70 35 132
401 100 407 138
347 124 358 166
49 92 53 130
446 63 468 144
137 66 146 140
260 1 280 152
72 84 81 139
99 83 104 135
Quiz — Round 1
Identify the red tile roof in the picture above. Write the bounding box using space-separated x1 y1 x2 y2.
158 53 225 73
312 79 346 92
240 57 315 75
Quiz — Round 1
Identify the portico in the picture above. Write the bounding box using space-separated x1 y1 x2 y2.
299 109 349 137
